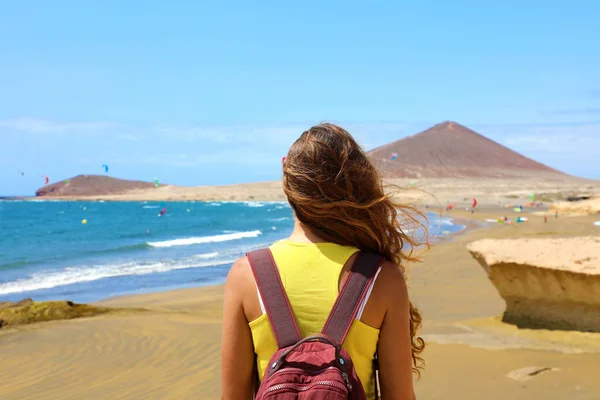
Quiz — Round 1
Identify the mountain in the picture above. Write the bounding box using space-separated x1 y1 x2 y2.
368 121 566 179
36 175 161 197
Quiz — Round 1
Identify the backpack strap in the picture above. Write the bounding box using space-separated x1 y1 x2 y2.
246 248 302 349
321 251 383 344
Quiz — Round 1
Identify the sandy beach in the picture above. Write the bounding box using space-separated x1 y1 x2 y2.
29 176 600 204
1 205 599 399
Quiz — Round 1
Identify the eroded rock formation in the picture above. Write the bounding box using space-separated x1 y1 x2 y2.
467 236 600 332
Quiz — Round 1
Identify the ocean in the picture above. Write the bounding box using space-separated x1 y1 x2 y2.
0 200 464 303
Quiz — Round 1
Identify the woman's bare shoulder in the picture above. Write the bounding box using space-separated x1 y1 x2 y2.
224 256 264 322
225 256 252 288
375 260 409 304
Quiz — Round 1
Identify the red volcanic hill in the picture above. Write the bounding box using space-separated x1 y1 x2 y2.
368 121 566 179
36 175 162 197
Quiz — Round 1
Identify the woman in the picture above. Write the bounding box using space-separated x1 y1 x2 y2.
221 123 425 399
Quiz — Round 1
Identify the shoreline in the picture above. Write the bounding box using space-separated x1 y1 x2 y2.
0 203 463 304
94 211 474 307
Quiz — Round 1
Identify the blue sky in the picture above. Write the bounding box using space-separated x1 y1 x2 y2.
1 1 599 195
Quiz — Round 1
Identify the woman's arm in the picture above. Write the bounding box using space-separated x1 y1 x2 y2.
221 257 256 400
377 261 417 400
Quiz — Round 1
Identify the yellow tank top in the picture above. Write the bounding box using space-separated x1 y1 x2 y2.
249 240 380 399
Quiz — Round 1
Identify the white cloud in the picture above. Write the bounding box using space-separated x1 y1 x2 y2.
0 118 119 134
107 149 278 168
550 107 600 116
344 122 418 150
152 122 414 150
476 121 600 156
155 124 307 147
473 121 600 178
154 121 418 151
0 117 414 150
503 136 550 146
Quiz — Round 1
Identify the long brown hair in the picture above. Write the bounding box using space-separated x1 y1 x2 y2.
282 123 427 375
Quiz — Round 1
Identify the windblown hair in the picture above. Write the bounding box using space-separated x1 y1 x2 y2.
282 123 427 375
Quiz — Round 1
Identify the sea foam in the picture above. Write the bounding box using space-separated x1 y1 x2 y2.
147 230 262 248
0 254 234 295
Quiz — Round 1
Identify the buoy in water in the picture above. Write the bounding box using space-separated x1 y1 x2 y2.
187 209 190 212
81 219 88 225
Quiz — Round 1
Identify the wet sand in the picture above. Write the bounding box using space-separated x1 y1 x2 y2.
1 209 599 399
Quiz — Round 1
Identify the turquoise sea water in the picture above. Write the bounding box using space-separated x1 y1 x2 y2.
0 201 463 303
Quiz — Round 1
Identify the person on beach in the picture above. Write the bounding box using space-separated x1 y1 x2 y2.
221 123 426 399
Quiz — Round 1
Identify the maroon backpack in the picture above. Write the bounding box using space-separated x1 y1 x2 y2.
247 249 383 399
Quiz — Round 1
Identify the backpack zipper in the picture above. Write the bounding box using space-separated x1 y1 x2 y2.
266 366 353 391
341 371 353 391
263 380 348 394
268 366 337 379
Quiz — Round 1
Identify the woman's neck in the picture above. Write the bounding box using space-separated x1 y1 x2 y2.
287 218 327 243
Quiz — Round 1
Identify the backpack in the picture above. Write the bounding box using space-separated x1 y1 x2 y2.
247 248 383 399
